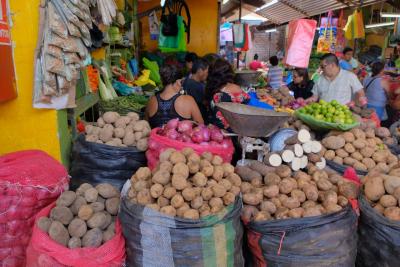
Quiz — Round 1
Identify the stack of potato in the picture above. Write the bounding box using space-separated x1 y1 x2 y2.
363 166 400 221
128 148 241 219
239 161 358 221
85 111 150 151
322 127 398 172
37 183 120 248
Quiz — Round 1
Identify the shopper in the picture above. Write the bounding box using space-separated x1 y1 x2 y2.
249 54 263 71
307 53 367 105
288 68 314 99
185 52 198 75
146 65 203 128
267 56 283 89
206 58 250 130
364 61 389 120
182 58 209 118
235 52 246 70
339 47 359 72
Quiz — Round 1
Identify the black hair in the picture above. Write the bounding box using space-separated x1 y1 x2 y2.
343 47 353 54
371 61 385 77
321 53 339 66
191 58 209 74
185 52 198 63
269 56 279 66
254 54 259 60
205 58 235 100
160 64 183 86
293 68 310 87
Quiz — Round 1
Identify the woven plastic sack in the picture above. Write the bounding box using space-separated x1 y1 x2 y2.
0 150 69 266
146 128 235 169
119 195 244 267
26 203 125 267
356 194 400 267
295 110 359 131
283 19 317 68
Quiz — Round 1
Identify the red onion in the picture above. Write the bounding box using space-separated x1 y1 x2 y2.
182 134 192 143
209 141 220 146
200 142 209 146
148 139 159 150
166 129 180 140
210 129 224 143
220 139 231 149
191 131 204 143
165 118 179 130
177 120 193 133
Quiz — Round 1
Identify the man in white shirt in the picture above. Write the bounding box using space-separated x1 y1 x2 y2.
307 53 367 106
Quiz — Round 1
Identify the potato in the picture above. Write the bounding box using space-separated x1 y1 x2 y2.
303 207 322 217
335 149 349 159
241 205 259 221
123 132 135 146
78 204 94 221
76 183 93 197
68 237 82 249
191 196 204 209
190 173 206 188
263 185 279 198
137 189 153 205
375 127 391 138
127 112 140 121
201 165 214 178
379 195 398 208
198 187 212 201
212 166 224 181
160 206 177 217
157 196 170 207
324 150 336 161
49 221 70 246
211 155 223 166
188 153 201 164
384 176 400 194
291 189 306 203
163 186 177 199
353 139 366 150
338 182 359 199
172 163 189 179
333 157 344 165
344 143 356 154
219 179 232 191
56 191 77 207
351 128 366 139
362 158 376 170
99 127 114 143
37 217 52 233
209 197 224 209
288 207 304 218
342 132 355 143
275 207 289 219
170 152 186 164
133 120 150 132
254 211 271 221
302 200 316 209
133 180 150 192
282 197 301 209
103 229 115 243
271 198 282 208
317 179 333 191
223 192 236 205
152 170 171 185
105 197 120 215
171 174 189 190
103 112 120 124
150 184 164 199
264 173 281 186
323 191 338 207
328 174 342 185
227 173 241 187
183 209 200 219
322 136 345 150
87 212 107 229
82 228 103 248
134 131 144 141
384 207 400 221
101 212 112 230
360 147 375 158
303 185 318 201
337 196 349 207
50 206 74 225
240 182 252 194
200 152 213 162
137 138 149 151
372 151 388 163
350 152 363 162
176 203 190 217
90 202 105 213
188 162 200 174
146 203 160 212
278 194 289 204
212 184 227 198
373 203 385 214
222 163 235 177
393 187 400 202
68 218 87 238
114 128 125 139
181 148 194 157
84 188 99 203
160 149 176 163
279 178 296 194
230 186 241 196
276 165 292 178
325 204 342 213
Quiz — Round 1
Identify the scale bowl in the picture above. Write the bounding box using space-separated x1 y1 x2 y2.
235 70 261 87
216 103 290 137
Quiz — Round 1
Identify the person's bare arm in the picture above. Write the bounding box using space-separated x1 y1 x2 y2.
305 95 318 104
190 98 204 124
144 96 156 121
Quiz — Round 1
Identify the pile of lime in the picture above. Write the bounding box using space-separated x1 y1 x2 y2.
298 100 356 124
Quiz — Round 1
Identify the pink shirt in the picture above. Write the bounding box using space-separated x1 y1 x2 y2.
249 60 263 71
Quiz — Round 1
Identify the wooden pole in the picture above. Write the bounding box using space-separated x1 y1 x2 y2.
236 0 242 69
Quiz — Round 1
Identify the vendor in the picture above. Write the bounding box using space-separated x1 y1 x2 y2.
145 65 204 128
364 61 389 120
182 58 209 118
206 59 250 130
307 53 366 106
287 68 314 99
249 54 263 71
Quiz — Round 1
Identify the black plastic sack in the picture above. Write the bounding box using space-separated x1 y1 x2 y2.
119 196 244 267
356 195 400 267
326 160 368 176
245 205 358 267
69 135 146 190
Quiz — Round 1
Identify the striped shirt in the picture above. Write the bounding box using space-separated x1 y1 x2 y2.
268 66 283 89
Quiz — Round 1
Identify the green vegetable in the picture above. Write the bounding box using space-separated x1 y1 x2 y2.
99 94 149 115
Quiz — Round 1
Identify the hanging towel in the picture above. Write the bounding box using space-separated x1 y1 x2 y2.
233 23 245 48
344 10 365 40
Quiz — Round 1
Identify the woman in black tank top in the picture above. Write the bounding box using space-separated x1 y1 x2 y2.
145 65 204 129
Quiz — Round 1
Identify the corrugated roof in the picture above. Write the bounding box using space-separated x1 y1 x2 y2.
254 0 386 25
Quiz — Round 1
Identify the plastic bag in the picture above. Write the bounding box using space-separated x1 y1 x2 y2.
146 128 235 169
284 19 317 68
0 150 69 266
326 160 368 176
295 110 360 131
48 3 68 39
46 45 63 58
69 135 147 190
119 195 244 267
142 58 161 85
26 203 125 267
356 194 400 267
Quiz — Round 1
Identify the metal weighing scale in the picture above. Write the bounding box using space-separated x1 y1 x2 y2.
216 103 290 166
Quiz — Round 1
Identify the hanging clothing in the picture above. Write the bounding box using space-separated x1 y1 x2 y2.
148 93 189 128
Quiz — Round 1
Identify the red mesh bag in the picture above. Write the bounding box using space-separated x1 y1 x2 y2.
0 150 69 266
146 128 235 169
26 203 125 267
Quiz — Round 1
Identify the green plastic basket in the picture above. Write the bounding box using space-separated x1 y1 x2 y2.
295 110 360 131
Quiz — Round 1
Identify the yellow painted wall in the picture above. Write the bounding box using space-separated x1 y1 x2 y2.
0 0 61 160
366 33 386 48
139 0 218 56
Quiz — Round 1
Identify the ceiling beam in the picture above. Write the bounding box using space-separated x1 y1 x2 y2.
279 0 310 16
335 0 351 7
387 0 400 10
256 11 281 25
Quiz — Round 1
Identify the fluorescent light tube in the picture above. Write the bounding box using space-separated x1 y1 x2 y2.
255 0 279 12
381 12 400 18
265 28 277 33
365 21 395 28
